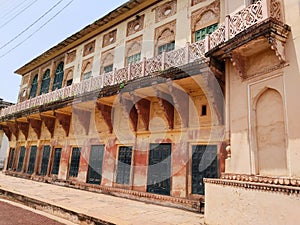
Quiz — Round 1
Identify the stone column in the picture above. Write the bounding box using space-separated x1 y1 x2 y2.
77 141 90 183
101 138 117 186
132 138 149 192
171 141 188 198
58 143 71 180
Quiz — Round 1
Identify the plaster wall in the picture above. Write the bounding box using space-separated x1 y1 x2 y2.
205 182 300 225
282 0 300 177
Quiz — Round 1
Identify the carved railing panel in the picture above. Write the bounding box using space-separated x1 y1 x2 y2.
145 55 162 76
90 75 103 90
130 62 143 80
189 40 205 62
270 0 282 21
210 24 225 49
229 0 263 38
165 48 186 68
114 67 128 84
103 71 114 86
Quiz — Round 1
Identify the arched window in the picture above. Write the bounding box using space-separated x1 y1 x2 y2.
40 69 50 95
52 62 64 91
29 74 38 99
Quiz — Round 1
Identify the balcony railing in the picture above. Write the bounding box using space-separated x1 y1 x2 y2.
0 0 282 119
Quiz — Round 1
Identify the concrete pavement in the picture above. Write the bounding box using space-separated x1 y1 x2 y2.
0 173 204 225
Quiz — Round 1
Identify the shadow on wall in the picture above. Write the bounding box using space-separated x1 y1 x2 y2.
0 132 9 170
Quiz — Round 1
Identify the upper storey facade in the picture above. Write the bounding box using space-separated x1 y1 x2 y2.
0 0 287 120
17 0 225 103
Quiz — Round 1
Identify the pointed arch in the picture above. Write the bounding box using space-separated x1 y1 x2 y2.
255 88 287 176
194 10 218 32
154 20 176 55
29 74 38 99
81 58 93 80
52 62 64 91
126 39 142 65
101 50 114 74
40 69 50 95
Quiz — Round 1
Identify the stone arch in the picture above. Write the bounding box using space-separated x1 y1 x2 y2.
255 88 287 176
157 28 175 45
191 0 220 33
82 61 91 74
64 68 73 86
127 41 141 57
81 61 92 80
100 51 114 74
194 10 218 31
101 52 114 65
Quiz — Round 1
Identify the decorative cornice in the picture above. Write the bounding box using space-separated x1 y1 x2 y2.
205 178 300 196
220 173 300 187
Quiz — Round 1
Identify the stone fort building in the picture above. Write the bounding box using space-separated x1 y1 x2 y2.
1 0 299 224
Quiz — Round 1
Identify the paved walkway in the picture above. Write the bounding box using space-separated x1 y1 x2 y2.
0 199 75 225
0 173 204 225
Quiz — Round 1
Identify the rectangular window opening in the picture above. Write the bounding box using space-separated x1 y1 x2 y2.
195 23 218 42
158 41 175 55
116 146 132 185
27 146 37 174
69 147 81 177
7 148 15 170
83 71 92 80
17 146 26 172
40 145 51 176
127 53 141 65
87 145 105 184
192 145 218 195
51 148 62 175
201 105 207 116
104 64 113 73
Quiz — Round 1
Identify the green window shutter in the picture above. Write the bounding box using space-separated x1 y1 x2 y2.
83 71 92 80
40 69 51 95
127 53 141 65
158 41 175 55
195 23 218 42
52 62 64 91
29 74 38 99
104 64 113 73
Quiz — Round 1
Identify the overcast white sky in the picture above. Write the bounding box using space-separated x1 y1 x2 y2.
0 0 126 103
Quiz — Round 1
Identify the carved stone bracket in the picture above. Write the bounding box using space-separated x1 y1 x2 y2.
269 37 286 63
154 88 174 129
96 102 113 133
119 96 138 132
7 122 19 140
129 92 150 131
1 125 12 141
73 107 91 135
28 118 42 139
230 52 246 79
16 121 29 140
40 115 55 138
166 82 189 128
55 112 71 137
